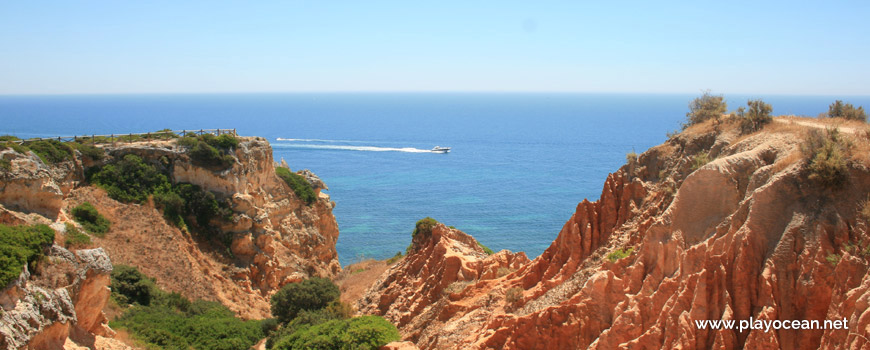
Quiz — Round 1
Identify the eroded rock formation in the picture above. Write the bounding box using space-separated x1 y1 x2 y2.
359 119 870 349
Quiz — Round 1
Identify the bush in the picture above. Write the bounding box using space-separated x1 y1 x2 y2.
0 159 10 171
111 264 158 306
826 253 841 267
63 223 91 249
505 287 523 305
70 142 105 160
0 224 55 287
270 316 400 350
71 202 110 237
26 139 74 164
691 152 711 171
89 154 173 203
271 277 341 324
411 217 438 239
111 287 265 350
802 128 850 188
685 91 727 128
827 100 867 122
189 141 235 170
385 252 402 265
738 99 773 134
606 247 635 262
275 167 316 205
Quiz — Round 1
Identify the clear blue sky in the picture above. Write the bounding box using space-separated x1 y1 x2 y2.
1 1 868 95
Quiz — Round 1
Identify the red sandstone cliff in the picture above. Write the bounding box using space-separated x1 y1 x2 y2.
358 118 870 349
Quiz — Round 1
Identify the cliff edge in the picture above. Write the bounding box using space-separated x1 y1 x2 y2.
357 117 870 349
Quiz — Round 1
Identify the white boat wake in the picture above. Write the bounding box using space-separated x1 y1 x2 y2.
274 143 436 153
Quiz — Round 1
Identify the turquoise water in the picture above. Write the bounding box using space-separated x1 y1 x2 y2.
2 93 867 265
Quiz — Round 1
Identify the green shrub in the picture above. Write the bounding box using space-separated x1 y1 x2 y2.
70 142 105 160
270 316 399 350
385 252 403 265
111 264 159 306
177 136 199 147
63 223 91 249
204 134 239 150
827 100 867 122
826 253 841 267
189 141 235 170
89 154 173 203
271 277 341 324
275 167 316 205
802 128 850 188
691 152 711 171
737 99 773 134
0 135 21 142
411 217 438 239
1 141 29 155
477 241 495 255
0 224 55 287
71 202 110 237
0 159 10 171
111 288 265 350
685 91 727 128
26 139 73 164
607 247 635 262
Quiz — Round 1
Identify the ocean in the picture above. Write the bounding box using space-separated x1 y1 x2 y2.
1 93 867 265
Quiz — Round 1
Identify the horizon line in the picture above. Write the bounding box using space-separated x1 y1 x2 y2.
2 90 870 98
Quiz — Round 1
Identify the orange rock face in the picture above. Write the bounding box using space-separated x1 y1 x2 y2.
358 120 870 349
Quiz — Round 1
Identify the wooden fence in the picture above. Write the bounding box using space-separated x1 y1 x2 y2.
11 128 237 144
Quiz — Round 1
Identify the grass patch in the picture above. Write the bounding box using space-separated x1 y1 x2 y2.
0 158 10 171
477 241 495 255
691 152 711 171
26 139 74 164
826 253 841 267
607 247 635 262
0 224 55 287
70 142 105 160
71 202 110 237
275 167 316 205
63 223 91 249
385 252 402 265
497 267 515 277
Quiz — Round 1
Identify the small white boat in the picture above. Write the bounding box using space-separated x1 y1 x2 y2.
431 146 451 153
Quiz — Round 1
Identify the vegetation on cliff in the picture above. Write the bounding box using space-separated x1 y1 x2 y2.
267 278 399 350
63 223 92 249
88 154 231 240
178 133 239 170
802 128 850 188
71 201 111 236
275 167 317 205
109 264 266 350
826 100 867 121
684 90 727 128
0 223 55 287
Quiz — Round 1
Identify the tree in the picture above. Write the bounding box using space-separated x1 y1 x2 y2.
827 100 867 122
738 99 773 134
271 277 341 324
685 90 727 128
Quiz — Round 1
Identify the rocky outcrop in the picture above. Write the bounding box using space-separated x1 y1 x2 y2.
0 135 341 320
358 119 870 349
0 150 76 219
0 246 113 350
358 224 529 347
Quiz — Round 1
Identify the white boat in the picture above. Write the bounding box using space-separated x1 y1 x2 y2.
431 146 451 153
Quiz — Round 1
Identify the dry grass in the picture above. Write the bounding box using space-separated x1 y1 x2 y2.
335 259 389 309
770 150 803 175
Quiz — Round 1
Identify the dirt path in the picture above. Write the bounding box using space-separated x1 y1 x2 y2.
773 117 863 134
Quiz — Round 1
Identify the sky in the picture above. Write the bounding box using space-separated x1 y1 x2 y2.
1 1 868 95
